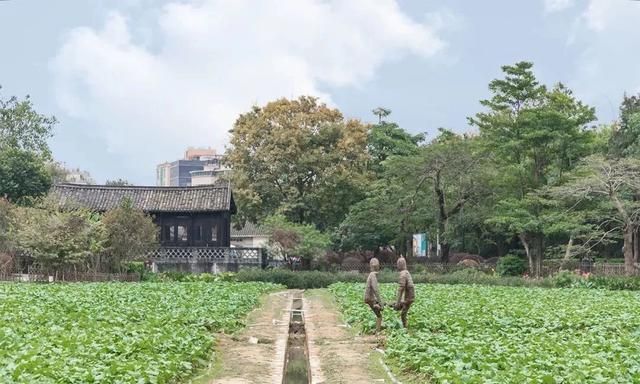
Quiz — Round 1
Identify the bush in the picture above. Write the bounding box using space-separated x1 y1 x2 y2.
584 275 640 291
552 271 579 288
496 255 527 276
235 268 364 289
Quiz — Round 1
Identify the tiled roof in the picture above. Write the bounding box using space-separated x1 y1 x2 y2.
50 182 236 213
231 222 268 238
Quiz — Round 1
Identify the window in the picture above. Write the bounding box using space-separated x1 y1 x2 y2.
177 225 188 242
164 225 175 242
194 225 203 242
211 224 218 242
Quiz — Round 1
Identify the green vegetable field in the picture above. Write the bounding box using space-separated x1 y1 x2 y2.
0 282 279 384
330 283 640 383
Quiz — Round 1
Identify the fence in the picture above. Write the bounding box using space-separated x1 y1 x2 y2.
0 260 140 282
329 260 639 277
148 247 285 274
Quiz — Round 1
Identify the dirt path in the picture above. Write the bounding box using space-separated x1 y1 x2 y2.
304 290 390 384
204 290 296 384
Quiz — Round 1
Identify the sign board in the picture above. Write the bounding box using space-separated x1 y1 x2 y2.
412 233 428 257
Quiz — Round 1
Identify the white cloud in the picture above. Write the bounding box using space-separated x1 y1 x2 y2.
544 0 574 13
51 0 446 182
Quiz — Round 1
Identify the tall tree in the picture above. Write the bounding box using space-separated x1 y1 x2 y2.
339 129 488 261
101 199 158 272
553 156 640 274
469 62 596 276
367 109 424 174
609 94 640 158
0 148 52 203
226 96 370 229
0 87 56 159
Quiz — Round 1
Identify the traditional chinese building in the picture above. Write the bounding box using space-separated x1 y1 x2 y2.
50 181 236 247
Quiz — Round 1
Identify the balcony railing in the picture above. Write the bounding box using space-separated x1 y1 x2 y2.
148 247 264 264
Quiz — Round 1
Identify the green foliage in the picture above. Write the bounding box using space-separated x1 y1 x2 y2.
0 282 279 383
609 94 640 157
367 114 424 173
226 96 371 229
0 88 56 159
235 268 363 288
101 198 159 271
496 254 527 276
553 272 640 291
105 178 133 186
0 148 51 204
13 202 105 270
339 129 488 256
330 282 640 382
264 214 330 261
470 62 597 275
0 198 14 251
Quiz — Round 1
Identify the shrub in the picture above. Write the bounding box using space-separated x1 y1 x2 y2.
552 271 579 288
586 276 640 291
496 255 527 276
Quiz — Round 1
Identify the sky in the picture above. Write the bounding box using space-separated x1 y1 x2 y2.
1 0 639 185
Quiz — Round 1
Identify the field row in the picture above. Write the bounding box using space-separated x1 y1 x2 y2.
330 283 640 383
0 282 279 384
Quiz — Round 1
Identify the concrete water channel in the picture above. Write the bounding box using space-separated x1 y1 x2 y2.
282 293 311 384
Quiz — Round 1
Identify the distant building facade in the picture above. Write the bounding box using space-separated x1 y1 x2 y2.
156 147 226 187
191 156 231 186
230 222 269 248
156 163 172 186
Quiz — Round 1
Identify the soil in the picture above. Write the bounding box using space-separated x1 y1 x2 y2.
202 288 392 384
304 290 388 384
206 290 295 384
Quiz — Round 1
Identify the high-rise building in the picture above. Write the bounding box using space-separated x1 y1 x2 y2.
190 159 231 186
156 162 172 186
156 147 224 186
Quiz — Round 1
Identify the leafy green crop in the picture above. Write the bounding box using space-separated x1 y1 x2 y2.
0 282 279 383
330 283 640 383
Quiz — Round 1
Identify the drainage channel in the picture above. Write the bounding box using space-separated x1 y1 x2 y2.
282 293 311 384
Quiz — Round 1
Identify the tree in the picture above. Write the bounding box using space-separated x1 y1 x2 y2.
609 94 640 158
13 202 104 273
469 62 596 276
0 88 57 203
0 198 14 252
226 96 370 229
388 130 488 262
264 215 330 268
338 179 417 253
372 107 391 123
367 110 424 174
0 148 52 204
339 129 488 260
105 179 133 186
47 162 95 185
0 87 56 159
553 156 640 274
101 199 158 272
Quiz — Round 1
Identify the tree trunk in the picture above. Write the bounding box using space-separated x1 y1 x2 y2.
531 235 544 278
564 236 574 260
519 234 533 275
623 226 635 275
441 243 450 264
633 228 639 265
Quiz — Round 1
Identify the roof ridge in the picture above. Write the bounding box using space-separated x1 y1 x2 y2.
54 183 227 190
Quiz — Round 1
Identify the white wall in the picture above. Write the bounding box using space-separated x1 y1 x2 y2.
231 236 269 248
